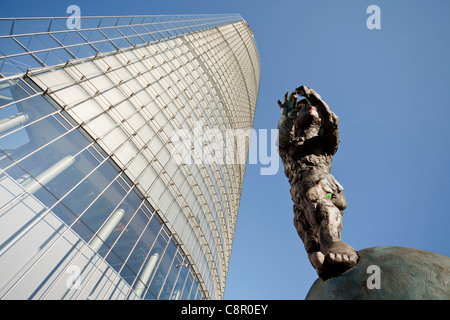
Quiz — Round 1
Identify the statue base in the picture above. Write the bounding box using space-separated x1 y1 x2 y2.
305 246 450 300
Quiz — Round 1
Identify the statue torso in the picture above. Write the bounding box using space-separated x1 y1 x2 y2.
280 136 334 183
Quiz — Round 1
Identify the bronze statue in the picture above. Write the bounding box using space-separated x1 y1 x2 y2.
277 85 358 279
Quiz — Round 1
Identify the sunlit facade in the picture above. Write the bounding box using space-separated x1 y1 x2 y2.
0 14 260 300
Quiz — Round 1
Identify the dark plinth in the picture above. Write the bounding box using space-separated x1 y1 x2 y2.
306 246 450 300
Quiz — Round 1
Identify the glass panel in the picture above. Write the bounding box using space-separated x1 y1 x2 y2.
114 99 136 119
51 30 86 46
79 29 107 43
148 238 176 298
128 112 145 131
98 18 120 28
101 126 128 153
126 35 145 45
0 37 27 56
0 54 39 76
0 19 13 37
138 164 156 192
126 152 147 181
33 147 97 201
117 213 158 285
159 252 182 299
116 26 137 37
13 19 51 35
93 40 117 54
62 159 119 217
84 112 116 139
97 192 145 258
35 48 73 66
112 38 132 49
189 281 199 300
115 139 138 166
0 79 32 107
131 25 148 36
101 86 127 107
180 272 193 300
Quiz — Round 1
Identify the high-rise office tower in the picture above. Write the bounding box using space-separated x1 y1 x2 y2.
0 14 260 300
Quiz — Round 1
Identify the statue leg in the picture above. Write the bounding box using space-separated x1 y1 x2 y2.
293 203 330 275
290 178 323 271
314 194 359 279
293 204 320 254
298 181 358 279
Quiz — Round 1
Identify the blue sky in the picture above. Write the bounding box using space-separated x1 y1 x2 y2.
2 0 450 300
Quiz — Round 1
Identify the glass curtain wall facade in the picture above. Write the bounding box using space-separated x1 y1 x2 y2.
0 15 260 300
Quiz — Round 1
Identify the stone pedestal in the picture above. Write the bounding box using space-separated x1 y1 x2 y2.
306 246 450 300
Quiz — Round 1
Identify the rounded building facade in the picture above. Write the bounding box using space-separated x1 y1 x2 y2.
0 15 260 299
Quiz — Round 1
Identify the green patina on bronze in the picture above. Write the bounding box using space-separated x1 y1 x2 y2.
306 246 450 300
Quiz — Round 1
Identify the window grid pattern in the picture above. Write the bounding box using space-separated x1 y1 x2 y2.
0 14 243 78
0 77 205 300
0 15 260 300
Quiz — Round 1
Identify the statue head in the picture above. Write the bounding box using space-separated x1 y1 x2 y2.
294 99 321 138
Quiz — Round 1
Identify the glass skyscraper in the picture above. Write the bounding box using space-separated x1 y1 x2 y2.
0 14 260 300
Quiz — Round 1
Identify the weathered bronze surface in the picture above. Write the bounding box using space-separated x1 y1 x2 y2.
277 85 358 279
